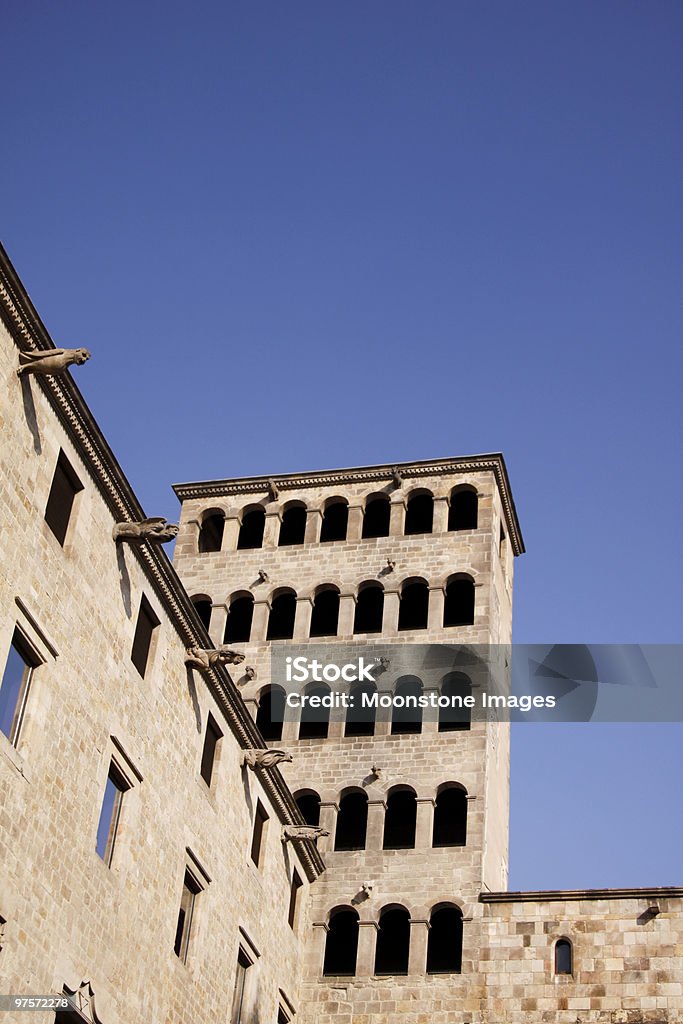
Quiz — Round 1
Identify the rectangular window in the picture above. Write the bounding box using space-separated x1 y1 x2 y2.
287 870 303 930
95 761 129 866
277 1007 291 1024
44 450 83 546
250 801 269 867
130 595 159 678
174 869 201 963
0 630 39 745
200 714 222 787
231 948 253 1024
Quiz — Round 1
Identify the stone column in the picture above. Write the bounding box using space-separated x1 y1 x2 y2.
181 518 200 555
382 591 401 637
408 919 430 976
293 597 313 640
251 599 271 642
221 513 241 552
304 508 322 545
389 499 406 537
415 797 435 849
208 603 228 646
309 923 328 976
365 798 387 850
432 495 450 534
374 686 393 736
242 697 259 722
421 687 440 735
427 585 445 633
356 921 379 976
338 592 356 638
317 802 338 856
262 510 281 549
346 503 364 542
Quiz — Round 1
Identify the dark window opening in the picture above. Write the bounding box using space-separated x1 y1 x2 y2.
0 630 38 745
398 581 429 631
374 907 410 975
237 507 265 549
334 791 368 851
362 496 390 538
44 450 83 546
200 714 222 787
277 1009 290 1024
267 593 296 640
198 513 224 553
353 586 384 634
426 906 463 974
299 684 330 739
320 501 348 542
174 869 201 963
404 493 433 535
323 909 359 976
439 672 472 732
131 595 160 678
391 676 423 735
224 595 254 643
288 870 303 930
294 791 321 827
448 488 478 531
310 589 340 637
279 505 306 546
555 938 573 975
344 683 376 736
433 786 467 847
256 685 286 742
443 577 475 627
95 761 128 866
250 801 269 867
231 948 252 1024
383 789 417 849
191 597 212 631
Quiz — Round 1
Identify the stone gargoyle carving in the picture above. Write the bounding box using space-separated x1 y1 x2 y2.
282 825 330 843
112 517 179 544
17 347 91 377
267 478 279 500
185 646 246 672
244 665 257 680
391 466 403 488
242 748 293 770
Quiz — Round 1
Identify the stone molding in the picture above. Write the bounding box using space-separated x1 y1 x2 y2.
480 886 683 903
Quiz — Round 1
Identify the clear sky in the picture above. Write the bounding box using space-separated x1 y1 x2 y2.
3 1 682 889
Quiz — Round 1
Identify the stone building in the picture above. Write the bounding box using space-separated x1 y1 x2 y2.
0 240 681 1023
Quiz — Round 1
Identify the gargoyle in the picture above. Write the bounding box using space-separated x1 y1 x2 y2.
282 825 330 843
242 749 293 770
17 347 91 377
391 466 403 488
244 665 257 680
112 517 179 544
267 478 279 500
185 646 246 672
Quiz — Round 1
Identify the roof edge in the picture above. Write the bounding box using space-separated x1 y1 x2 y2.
480 885 683 903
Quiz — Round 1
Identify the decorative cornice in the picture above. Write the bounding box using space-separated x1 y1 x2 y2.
480 886 683 903
0 243 323 882
173 455 525 556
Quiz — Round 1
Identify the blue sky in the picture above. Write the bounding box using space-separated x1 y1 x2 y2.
3 1 681 888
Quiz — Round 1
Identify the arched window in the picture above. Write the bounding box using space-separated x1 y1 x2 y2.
344 682 376 736
397 578 429 631
334 790 368 851
374 906 410 975
323 907 359 976
320 499 348 543
555 938 573 975
448 486 478 531
310 587 340 637
391 676 423 735
426 904 463 974
237 506 265 550
191 595 212 631
278 503 306 546
443 575 475 627
255 685 286 742
353 583 384 634
404 491 433 535
266 590 297 640
438 672 472 732
432 784 467 847
198 511 224 553
224 593 254 643
383 787 417 849
294 790 321 827
299 683 330 739
362 494 390 538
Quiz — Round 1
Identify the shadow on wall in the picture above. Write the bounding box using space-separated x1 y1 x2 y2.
20 377 41 454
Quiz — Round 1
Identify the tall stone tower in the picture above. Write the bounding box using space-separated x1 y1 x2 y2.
173 455 524 1022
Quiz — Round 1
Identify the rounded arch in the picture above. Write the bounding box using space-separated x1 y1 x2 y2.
334 788 368 851
237 503 265 550
224 591 254 643
320 496 349 543
427 903 463 974
448 484 478 531
255 684 286 742
433 782 468 847
443 573 475 627
554 937 573 975
299 681 331 739
439 671 473 732
404 488 434 535
190 594 212 631
278 501 307 547
293 788 321 827
397 577 429 631
391 675 423 735
310 585 340 638
198 508 225 553
374 905 411 975
353 581 384 634
323 906 359 976
266 588 297 640
362 492 390 539
383 785 417 849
